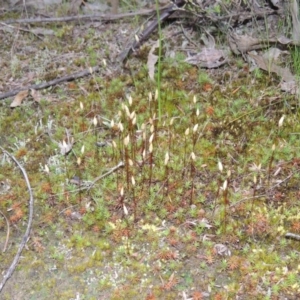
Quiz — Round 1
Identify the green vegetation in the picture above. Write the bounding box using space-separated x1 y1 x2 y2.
1 4 300 300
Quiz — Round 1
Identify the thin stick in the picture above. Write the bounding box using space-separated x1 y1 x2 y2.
0 66 100 100
42 162 125 196
0 210 10 253
3 10 156 25
0 147 34 293
119 0 185 62
0 22 42 39
285 233 300 241
87 161 124 191
229 169 299 208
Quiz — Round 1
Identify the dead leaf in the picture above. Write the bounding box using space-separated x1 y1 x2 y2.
147 40 159 81
58 129 74 155
185 32 227 68
30 89 41 103
199 218 214 229
281 80 300 95
248 53 295 82
0 179 11 194
10 90 29 108
262 48 288 62
202 234 216 242
214 243 231 256
228 32 294 55
67 82 77 89
58 138 74 155
277 35 292 45
185 48 227 68
228 33 269 55
70 211 82 220
201 31 216 49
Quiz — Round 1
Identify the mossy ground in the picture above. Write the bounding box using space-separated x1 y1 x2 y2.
1 5 300 300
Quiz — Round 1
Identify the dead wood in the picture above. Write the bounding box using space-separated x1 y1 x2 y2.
3 10 157 25
119 0 186 62
0 147 34 293
285 232 300 241
0 1 186 100
0 21 43 39
0 1 291 101
0 66 100 101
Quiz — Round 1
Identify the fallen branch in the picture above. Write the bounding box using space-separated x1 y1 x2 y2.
285 232 300 241
3 10 156 24
0 2 284 100
0 147 34 293
0 21 43 39
119 0 186 62
65 161 124 193
0 66 100 101
0 3 186 100
54 161 125 195
87 161 124 191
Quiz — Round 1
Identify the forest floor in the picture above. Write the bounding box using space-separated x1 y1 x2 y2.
1 1 300 299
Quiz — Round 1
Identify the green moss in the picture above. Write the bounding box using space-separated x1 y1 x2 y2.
1 17 300 298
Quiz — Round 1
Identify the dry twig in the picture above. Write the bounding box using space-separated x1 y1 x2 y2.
0 21 43 39
285 233 300 241
119 0 186 62
3 10 156 24
87 161 124 191
0 66 100 101
0 147 34 293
